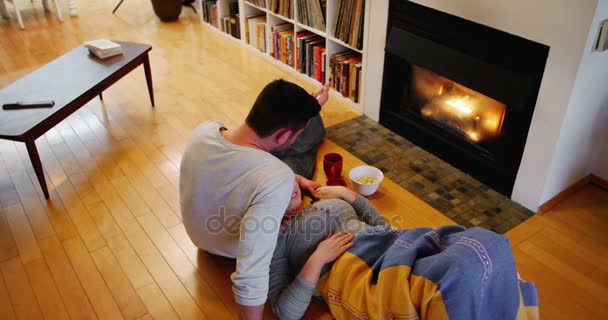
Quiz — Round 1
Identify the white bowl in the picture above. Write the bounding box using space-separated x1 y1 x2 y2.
349 166 384 196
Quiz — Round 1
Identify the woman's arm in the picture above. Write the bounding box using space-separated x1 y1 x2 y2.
316 186 387 226
268 232 355 320
268 256 317 320
350 194 387 226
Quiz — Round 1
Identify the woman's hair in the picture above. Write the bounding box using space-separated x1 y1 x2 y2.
246 79 321 138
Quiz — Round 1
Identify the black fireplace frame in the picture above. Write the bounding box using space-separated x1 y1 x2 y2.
379 1 549 196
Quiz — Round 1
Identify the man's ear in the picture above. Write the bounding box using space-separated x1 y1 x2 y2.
274 128 293 145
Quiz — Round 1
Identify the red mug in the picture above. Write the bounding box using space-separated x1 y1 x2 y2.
323 153 343 178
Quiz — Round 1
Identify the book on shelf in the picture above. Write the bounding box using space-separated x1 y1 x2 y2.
305 37 324 78
295 31 325 81
257 23 267 52
246 15 267 52
233 13 241 39
313 45 326 82
226 2 240 39
334 0 364 49
202 1 220 28
297 0 326 31
330 51 362 102
269 23 293 65
268 0 292 19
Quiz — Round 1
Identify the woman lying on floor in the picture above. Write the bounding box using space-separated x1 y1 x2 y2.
268 185 539 320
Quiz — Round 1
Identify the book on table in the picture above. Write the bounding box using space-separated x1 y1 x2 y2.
84 39 123 59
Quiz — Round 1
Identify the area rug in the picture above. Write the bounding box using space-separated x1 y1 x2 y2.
326 115 534 234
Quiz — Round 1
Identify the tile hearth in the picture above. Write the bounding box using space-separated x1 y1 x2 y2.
327 115 534 234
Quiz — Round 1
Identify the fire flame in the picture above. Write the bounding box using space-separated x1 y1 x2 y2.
414 66 506 143
445 98 473 115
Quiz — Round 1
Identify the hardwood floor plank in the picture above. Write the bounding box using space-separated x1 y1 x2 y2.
38 236 98 320
517 241 608 315
34 137 107 251
116 157 181 227
504 215 545 247
3 203 43 264
525 231 596 274
0 266 17 320
86 202 155 290
1 142 57 240
1 257 44 319
23 258 71 320
62 237 125 320
0 207 19 263
137 213 236 319
167 223 241 317
66 110 181 229
536 225 608 270
90 246 148 320
137 283 180 320
0 147 21 208
512 248 602 319
116 216 207 320
8 171 56 240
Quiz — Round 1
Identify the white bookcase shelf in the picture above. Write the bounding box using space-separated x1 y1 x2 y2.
198 0 370 110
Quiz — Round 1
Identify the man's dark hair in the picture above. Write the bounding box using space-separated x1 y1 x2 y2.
246 79 321 138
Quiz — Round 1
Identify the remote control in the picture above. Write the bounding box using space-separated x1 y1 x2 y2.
2 101 55 110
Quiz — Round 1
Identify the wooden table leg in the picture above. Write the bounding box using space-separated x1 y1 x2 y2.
0 0 9 19
99 92 103 100
143 53 155 107
25 140 50 199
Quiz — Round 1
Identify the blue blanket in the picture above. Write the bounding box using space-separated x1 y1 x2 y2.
316 225 539 320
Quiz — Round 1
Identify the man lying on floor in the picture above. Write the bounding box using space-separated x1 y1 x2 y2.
269 185 539 320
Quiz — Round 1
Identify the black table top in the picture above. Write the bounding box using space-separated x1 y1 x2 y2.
0 41 151 140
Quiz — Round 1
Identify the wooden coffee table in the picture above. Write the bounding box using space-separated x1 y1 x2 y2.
0 41 154 199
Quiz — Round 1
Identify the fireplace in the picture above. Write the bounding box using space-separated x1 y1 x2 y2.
379 1 549 197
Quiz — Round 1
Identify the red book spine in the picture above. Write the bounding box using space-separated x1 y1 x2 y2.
315 47 323 83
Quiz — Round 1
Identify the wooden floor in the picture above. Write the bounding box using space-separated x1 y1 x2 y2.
1 1 606 319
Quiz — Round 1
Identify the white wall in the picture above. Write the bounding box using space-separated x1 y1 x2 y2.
364 0 600 211
542 0 608 201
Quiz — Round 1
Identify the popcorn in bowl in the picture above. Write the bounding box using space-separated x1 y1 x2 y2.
349 166 384 196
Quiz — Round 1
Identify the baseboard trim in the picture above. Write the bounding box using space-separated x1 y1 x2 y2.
590 174 608 191
538 174 592 214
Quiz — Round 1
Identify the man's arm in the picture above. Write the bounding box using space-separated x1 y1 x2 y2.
230 171 294 319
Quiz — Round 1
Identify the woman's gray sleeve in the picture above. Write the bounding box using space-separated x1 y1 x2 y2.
350 194 387 226
268 256 316 320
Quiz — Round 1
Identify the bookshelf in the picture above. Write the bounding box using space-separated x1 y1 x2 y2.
198 0 370 109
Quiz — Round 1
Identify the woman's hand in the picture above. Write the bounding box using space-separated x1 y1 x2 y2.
316 186 357 203
310 232 355 265
299 232 355 284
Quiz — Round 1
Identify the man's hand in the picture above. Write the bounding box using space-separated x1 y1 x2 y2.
312 83 330 107
296 175 321 200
